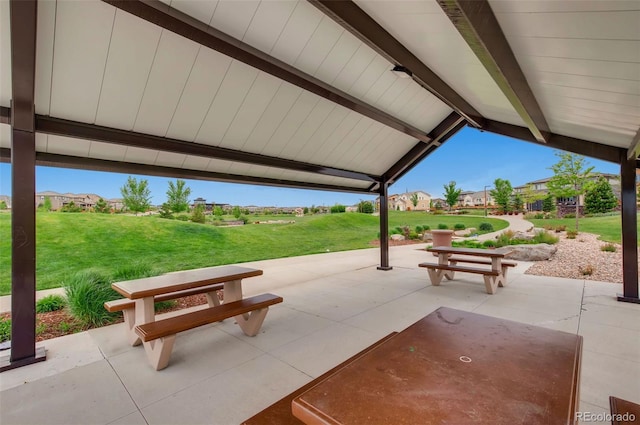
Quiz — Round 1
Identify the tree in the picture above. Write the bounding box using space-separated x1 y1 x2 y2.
542 195 555 213
512 194 524 213
357 200 374 214
490 178 513 213
120 176 151 214
94 198 109 213
190 204 206 223
521 184 546 211
166 179 191 213
0 200 6 210
213 206 224 217
546 152 594 230
584 176 618 214
232 206 241 219
410 192 419 209
43 196 52 212
443 181 461 211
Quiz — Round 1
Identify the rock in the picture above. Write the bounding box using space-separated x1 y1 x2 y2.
497 243 557 261
454 230 467 236
422 232 432 241
513 231 535 241
391 234 405 241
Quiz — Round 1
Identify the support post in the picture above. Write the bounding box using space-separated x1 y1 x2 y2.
377 180 392 271
618 156 639 303
1 0 45 372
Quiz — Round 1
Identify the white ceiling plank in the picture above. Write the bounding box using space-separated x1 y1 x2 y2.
313 111 362 164
535 72 640 96
243 0 297 54
210 0 260 40
124 146 158 165
88 141 127 162
322 117 373 166
549 119 632 149
0 125 9 148
220 72 282 150
260 91 319 157
0 0 11 106
335 121 385 169
345 125 395 173
270 2 323 65
166 48 232 142
539 96 640 118
155 151 187 168
490 0 639 13
35 133 48 152
169 0 218 25
49 0 114 123
536 84 640 108
47 135 91 156
519 56 640 82
95 10 162 130
181 155 211 171
292 103 345 161
549 104 640 128
349 55 392 100
294 17 344 76
313 32 361 84
195 60 259 146
331 43 377 93
242 83 303 152
205 158 232 173
34 0 56 115
133 31 200 137
280 98 336 159
507 37 640 63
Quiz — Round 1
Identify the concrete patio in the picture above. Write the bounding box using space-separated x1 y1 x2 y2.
1 243 639 425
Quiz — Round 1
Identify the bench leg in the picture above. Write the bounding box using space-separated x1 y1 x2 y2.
122 308 142 346
498 268 509 287
142 335 177 371
444 262 456 280
483 275 499 295
235 307 270 337
205 290 221 307
427 268 445 286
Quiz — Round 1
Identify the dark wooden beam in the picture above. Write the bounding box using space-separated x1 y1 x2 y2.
0 149 374 195
482 120 624 164
627 127 640 160
438 0 550 143
384 113 466 184
0 106 10 124
101 0 431 144
309 0 484 129
1 0 46 373
618 156 639 303
35 114 378 183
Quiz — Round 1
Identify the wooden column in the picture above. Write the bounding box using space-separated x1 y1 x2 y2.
1 0 46 372
377 180 392 271
618 157 639 303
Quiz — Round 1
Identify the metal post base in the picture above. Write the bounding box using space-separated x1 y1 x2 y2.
617 294 640 304
377 266 393 271
0 346 46 373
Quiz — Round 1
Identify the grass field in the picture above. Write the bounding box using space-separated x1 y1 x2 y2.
0 211 507 295
529 214 638 244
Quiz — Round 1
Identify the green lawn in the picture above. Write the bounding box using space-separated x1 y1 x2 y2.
0 211 507 295
529 213 639 244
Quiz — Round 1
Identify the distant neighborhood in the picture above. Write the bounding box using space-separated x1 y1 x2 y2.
0 173 622 214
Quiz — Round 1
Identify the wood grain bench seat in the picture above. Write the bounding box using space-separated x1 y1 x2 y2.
241 332 398 425
136 293 283 370
419 263 504 294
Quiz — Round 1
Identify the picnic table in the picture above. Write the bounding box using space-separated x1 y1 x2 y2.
420 246 516 294
110 265 282 370
291 307 583 425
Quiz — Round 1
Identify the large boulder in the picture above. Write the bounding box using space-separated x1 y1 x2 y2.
497 244 557 261
391 234 405 241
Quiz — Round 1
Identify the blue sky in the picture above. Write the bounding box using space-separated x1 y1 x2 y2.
0 126 620 207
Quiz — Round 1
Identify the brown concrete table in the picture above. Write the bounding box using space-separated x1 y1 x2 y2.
292 307 583 425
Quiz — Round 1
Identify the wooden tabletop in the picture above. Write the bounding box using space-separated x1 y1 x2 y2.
427 246 507 258
111 265 263 299
292 307 582 425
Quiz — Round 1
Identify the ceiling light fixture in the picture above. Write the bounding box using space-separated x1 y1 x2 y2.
391 65 412 78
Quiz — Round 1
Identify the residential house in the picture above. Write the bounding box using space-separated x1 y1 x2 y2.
0 195 11 209
35 191 104 211
376 191 431 212
457 191 474 207
469 190 494 207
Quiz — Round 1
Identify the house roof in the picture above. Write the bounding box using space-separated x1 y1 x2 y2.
1 0 638 196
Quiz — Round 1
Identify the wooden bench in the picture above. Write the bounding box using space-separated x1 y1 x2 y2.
136 293 283 370
448 256 517 281
419 262 503 294
241 332 398 424
104 283 224 345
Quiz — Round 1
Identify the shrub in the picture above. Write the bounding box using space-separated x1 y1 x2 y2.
357 201 374 214
191 204 206 223
431 209 444 215
415 225 423 233
601 243 617 252
112 263 157 281
408 231 420 240
453 223 466 230
566 230 578 239
580 265 594 276
176 215 189 221
564 213 576 219
555 225 566 232
0 317 10 342
330 204 346 213
394 226 403 234
65 270 121 328
478 222 493 232
482 240 496 248
532 231 559 245
154 300 177 312
36 294 67 313
422 225 430 231
437 224 448 229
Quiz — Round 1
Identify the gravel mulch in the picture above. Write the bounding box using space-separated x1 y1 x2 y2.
525 232 624 283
